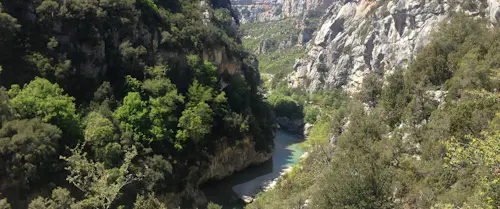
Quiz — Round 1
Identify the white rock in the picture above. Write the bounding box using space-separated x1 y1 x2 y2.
288 0 497 93
241 195 254 204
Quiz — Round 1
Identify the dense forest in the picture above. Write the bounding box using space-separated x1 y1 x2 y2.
0 0 275 208
250 15 500 208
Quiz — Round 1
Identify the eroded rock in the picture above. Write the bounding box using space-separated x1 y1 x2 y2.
288 0 499 93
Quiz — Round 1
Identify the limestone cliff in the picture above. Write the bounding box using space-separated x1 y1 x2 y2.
198 136 274 185
232 0 333 23
288 0 500 92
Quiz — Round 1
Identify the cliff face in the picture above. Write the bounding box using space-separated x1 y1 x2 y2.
198 136 274 185
282 0 335 18
233 0 333 23
288 0 500 92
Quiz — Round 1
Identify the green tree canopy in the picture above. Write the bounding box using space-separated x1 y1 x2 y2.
0 119 61 190
8 77 79 138
114 92 149 140
28 187 75 209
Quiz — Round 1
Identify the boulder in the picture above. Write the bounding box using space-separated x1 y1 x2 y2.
241 195 254 203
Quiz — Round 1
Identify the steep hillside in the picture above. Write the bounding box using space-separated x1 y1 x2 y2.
288 0 500 92
233 0 332 23
234 0 327 76
0 0 274 208
248 14 500 209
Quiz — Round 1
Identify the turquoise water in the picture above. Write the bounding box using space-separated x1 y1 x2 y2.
201 130 304 208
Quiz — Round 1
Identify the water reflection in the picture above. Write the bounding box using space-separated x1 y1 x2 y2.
200 130 304 208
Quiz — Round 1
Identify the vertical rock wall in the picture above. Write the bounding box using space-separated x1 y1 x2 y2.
288 0 500 92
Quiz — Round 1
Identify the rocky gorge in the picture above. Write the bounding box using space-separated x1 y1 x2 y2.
288 0 500 92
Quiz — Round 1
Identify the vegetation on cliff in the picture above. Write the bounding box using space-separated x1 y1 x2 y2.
0 0 274 208
249 16 500 209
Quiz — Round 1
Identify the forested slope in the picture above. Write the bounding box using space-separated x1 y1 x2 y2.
0 0 275 208
248 16 500 209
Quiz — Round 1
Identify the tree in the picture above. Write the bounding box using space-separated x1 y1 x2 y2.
444 90 500 207
267 93 303 120
175 101 213 150
84 112 120 166
207 202 222 209
313 151 393 209
380 69 406 127
125 75 142 93
8 77 79 138
0 198 10 209
0 87 11 125
0 119 61 191
0 3 19 57
186 80 214 107
187 55 217 86
144 77 184 142
61 145 142 209
133 193 166 209
114 92 149 140
358 73 382 107
28 187 75 209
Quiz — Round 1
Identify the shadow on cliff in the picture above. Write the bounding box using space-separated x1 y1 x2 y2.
199 130 304 208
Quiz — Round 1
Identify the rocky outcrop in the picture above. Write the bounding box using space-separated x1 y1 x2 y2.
203 47 243 74
197 136 274 185
489 0 500 26
288 0 499 92
276 117 304 134
282 0 335 18
232 0 333 23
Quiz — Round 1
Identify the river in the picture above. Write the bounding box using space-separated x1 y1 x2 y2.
201 130 304 208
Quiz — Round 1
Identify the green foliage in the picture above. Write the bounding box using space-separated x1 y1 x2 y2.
133 193 166 209
0 3 20 50
0 0 275 206
84 112 115 144
303 106 319 123
144 77 184 141
207 202 222 209
0 119 61 190
0 87 11 124
28 187 75 209
186 80 214 107
141 155 173 192
61 145 142 209
250 15 500 209
357 73 383 107
84 112 120 166
8 77 78 136
187 55 218 86
409 15 486 86
176 101 213 149
114 92 149 140
313 150 393 208
0 198 10 209
25 53 70 79
240 18 307 74
256 48 305 74
125 76 142 93
267 93 303 120
444 91 500 207
380 69 407 127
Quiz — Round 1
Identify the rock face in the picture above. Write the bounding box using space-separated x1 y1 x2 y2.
277 117 304 134
197 136 274 185
232 0 333 23
288 0 499 92
282 0 335 18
